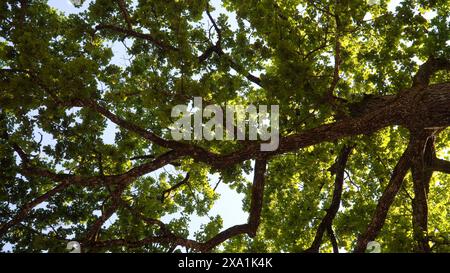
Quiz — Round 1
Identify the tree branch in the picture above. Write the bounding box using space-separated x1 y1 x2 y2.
413 56 450 87
116 0 133 30
410 133 435 252
0 182 69 237
11 69 450 172
198 5 263 88
354 140 414 252
327 225 339 253
325 5 342 105
247 158 268 237
205 4 222 45
89 158 268 252
83 82 450 170
94 24 178 52
305 145 353 252
432 158 450 174
78 99 212 156
0 146 181 237
160 173 191 202
83 185 126 247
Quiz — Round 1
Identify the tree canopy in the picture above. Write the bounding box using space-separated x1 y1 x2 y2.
1 0 450 253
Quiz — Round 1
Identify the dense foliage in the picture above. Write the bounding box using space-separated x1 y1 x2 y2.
1 0 449 253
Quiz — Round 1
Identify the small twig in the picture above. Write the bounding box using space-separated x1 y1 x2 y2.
160 173 191 202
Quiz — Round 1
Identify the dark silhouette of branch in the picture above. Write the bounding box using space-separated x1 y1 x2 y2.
94 24 178 52
119 200 169 233
413 56 450 87
89 234 204 251
305 145 353 252
327 225 339 253
432 158 450 174
89 158 267 252
0 147 180 237
0 182 69 237
354 140 415 252
160 173 191 202
130 154 155 161
83 185 127 247
116 0 133 30
197 5 263 88
206 4 222 45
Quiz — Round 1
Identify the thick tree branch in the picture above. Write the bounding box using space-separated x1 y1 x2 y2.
413 56 450 87
432 158 450 174
411 166 431 252
247 158 268 237
78 82 450 171
354 140 414 252
83 185 126 247
410 133 436 252
10 68 450 171
305 145 353 253
327 225 339 253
